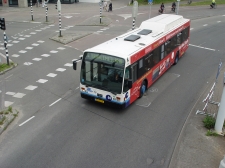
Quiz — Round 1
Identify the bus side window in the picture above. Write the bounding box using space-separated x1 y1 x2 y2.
144 52 153 71
152 46 160 65
177 32 182 45
161 44 165 60
131 63 138 83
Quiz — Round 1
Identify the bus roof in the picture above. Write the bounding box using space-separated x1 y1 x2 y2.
85 14 190 60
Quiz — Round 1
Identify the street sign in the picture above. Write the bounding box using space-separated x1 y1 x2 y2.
148 0 153 3
57 0 61 12
132 1 138 18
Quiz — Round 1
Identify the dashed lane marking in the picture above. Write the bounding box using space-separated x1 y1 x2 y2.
25 85 38 90
47 73 57 77
19 116 35 127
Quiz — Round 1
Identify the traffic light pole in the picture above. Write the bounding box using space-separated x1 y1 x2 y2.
3 31 9 66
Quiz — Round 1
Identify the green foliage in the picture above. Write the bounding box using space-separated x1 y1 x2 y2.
0 62 14 72
4 111 9 115
0 116 6 125
203 116 216 129
7 106 12 113
206 130 218 136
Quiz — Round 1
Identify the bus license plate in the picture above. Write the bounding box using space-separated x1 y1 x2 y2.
95 98 104 103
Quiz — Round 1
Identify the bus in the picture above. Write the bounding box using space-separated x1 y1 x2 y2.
73 14 190 108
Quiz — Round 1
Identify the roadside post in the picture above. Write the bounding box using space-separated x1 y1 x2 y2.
176 0 180 15
132 1 138 30
215 72 225 135
56 0 62 37
148 0 153 19
99 0 102 24
30 0 34 21
0 18 9 66
45 1 48 22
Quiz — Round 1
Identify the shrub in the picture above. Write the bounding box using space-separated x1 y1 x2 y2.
0 116 6 125
206 130 218 136
203 116 216 129
8 106 12 113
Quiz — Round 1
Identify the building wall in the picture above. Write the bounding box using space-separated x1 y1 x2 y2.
18 0 28 7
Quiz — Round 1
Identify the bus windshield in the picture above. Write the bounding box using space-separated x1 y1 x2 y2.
80 52 125 94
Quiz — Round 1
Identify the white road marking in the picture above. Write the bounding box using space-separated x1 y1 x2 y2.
12 41 19 43
57 47 65 50
38 40 45 43
6 92 16 95
25 85 38 90
47 73 57 77
36 79 48 83
5 74 13 79
19 50 27 53
64 16 73 18
64 63 72 67
12 54 20 57
24 62 33 65
203 24 208 26
217 21 221 23
24 35 31 37
56 68 66 72
25 47 33 50
30 32 36 34
19 116 35 126
41 54 50 57
5 101 14 107
32 43 39 46
50 50 58 53
18 38 25 40
33 58 42 61
49 98 62 107
189 44 215 51
13 93 26 98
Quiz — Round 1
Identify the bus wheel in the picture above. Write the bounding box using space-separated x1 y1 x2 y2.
140 81 146 98
174 52 179 65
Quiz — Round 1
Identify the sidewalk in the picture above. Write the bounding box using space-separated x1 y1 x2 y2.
0 1 225 167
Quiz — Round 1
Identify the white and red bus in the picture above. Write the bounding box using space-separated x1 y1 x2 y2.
73 14 190 108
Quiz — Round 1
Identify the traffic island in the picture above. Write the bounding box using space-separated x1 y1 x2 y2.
77 15 112 26
0 62 17 75
0 106 19 135
50 32 92 45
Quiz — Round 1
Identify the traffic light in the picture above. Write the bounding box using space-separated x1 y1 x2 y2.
0 18 6 30
55 4 57 9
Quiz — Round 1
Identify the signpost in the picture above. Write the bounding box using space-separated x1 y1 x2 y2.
176 0 180 15
148 0 153 18
132 1 138 30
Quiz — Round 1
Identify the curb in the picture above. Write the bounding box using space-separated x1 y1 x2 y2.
0 63 18 75
0 109 19 135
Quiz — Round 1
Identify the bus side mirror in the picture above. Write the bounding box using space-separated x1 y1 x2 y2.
128 80 132 89
73 61 77 70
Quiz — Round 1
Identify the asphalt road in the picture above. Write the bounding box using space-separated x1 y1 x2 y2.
0 3 225 168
